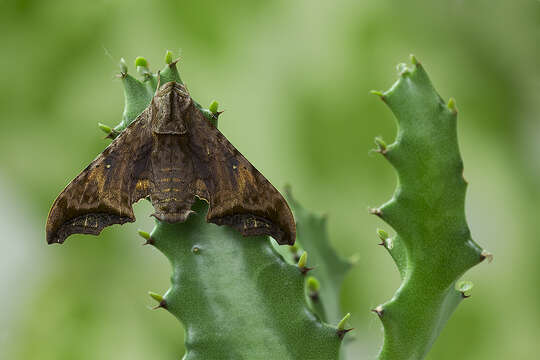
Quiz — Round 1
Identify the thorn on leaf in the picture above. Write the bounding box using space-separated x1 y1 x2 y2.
371 305 384 318
369 208 382 217
480 250 493 263
119 58 128 76
337 327 354 340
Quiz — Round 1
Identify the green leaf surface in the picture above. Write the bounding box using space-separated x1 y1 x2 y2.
372 57 486 360
149 201 342 360
285 188 351 326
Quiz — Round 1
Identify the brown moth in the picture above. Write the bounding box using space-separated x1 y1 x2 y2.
46 81 296 245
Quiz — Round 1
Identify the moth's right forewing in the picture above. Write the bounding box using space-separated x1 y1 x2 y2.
187 105 296 245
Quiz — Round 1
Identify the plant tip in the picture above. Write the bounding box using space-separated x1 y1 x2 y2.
376 228 389 246
298 251 308 269
138 229 154 245
374 137 387 153
137 229 151 240
298 252 313 274
307 276 320 292
447 98 457 113
456 280 474 298
98 123 112 135
337 313 351 330
136 56 152 77
148 291 164 303
376 228 389 241
134 56 148 68
396 62 410 76
165 50 173 65
209 100 219 114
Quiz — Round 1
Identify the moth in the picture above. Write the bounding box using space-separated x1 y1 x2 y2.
46 81 296 245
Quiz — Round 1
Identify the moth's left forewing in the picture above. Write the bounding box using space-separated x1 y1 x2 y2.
46 109 154 244
188 104 296 245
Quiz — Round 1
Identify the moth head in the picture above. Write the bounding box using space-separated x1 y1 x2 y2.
152 81 192 135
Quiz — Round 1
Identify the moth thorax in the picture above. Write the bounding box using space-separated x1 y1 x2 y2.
153 83 191 135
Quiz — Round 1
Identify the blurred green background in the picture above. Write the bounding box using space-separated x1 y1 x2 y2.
1 0 538 359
